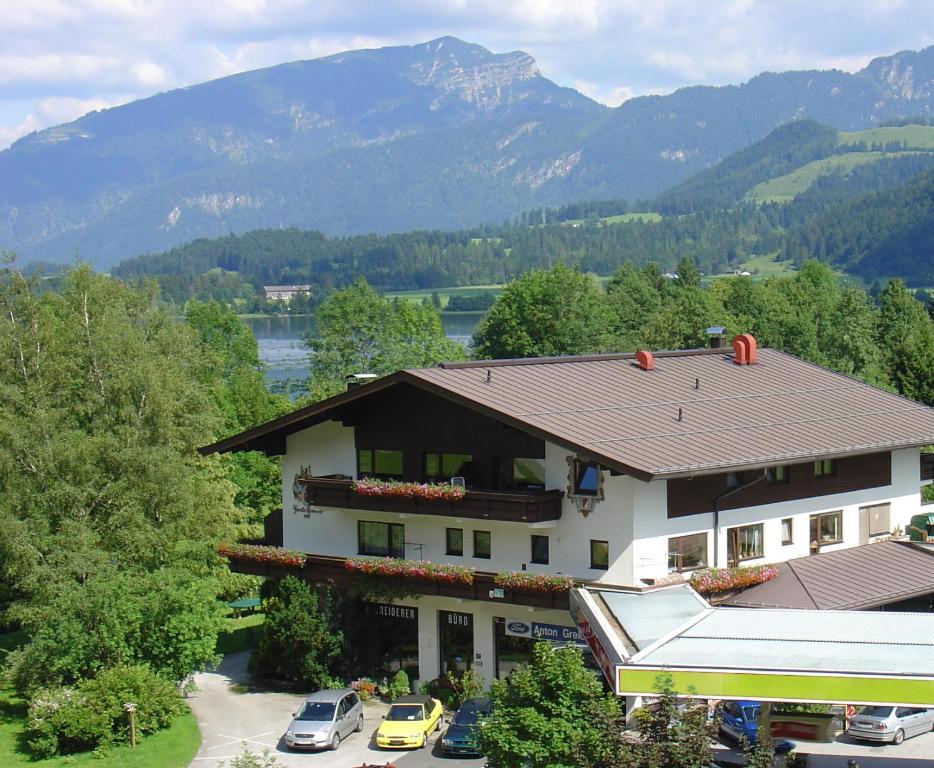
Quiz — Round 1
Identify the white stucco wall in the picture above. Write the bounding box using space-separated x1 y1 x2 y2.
630 447 923 583
278 422 924 589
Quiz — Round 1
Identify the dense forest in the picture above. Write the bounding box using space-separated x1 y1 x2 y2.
109 120 934 304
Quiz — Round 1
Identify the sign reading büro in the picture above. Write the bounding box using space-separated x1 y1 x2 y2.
504 619 582 643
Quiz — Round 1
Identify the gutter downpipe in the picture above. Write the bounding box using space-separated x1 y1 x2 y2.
713 471 768 568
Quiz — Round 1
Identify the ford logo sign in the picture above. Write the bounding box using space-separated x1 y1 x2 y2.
507 621 530 634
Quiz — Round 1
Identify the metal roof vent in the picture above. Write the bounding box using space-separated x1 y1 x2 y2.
706 326 726 348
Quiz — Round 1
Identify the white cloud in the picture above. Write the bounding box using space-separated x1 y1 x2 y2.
1 0 933 148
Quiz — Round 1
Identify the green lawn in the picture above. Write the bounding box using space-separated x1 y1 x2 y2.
0 630 200 768
737 254 797 276
747 151 923 203
838 124 934 149
384 284 505 308
559 211 663 226
216 612 265 656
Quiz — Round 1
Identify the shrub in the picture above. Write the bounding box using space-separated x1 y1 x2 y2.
448 667 485 709
249 576 342 689
26 687 111 758
24 665 184 758
384 669 411 701
351 678 378 701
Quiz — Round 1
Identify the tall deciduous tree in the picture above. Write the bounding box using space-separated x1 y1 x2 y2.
0 264 237 686
472 265 613 359
305 278 464 400
876 279 934 405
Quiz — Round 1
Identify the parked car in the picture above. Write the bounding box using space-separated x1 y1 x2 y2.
441 697 491 756
285 688 364 751
847 705 934 745
717 701 795 754
718 700 762 744
375 693 443 749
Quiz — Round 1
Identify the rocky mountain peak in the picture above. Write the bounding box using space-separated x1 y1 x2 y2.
861 45 934 101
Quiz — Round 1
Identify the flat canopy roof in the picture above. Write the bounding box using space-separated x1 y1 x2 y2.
200 346 934 480
572 585 934 706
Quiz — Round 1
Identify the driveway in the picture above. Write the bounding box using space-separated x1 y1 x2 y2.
186 652 484 768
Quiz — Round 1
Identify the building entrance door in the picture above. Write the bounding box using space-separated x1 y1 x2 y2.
439 610 473 676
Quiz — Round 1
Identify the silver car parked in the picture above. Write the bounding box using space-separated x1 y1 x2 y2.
848 705 934 745
285 688 364 751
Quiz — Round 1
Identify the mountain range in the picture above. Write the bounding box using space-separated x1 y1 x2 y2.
4 36 934 268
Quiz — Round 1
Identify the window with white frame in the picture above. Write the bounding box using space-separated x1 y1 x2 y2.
861 503 891 537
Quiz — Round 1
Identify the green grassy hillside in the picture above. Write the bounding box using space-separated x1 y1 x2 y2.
839 124 934 148
748 151 925 203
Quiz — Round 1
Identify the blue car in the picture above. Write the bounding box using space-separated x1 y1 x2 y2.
719 700 762 744
717 701 794 755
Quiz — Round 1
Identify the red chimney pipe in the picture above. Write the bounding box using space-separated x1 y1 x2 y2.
732 336 746 365
731 334 758 365
636 349 654 370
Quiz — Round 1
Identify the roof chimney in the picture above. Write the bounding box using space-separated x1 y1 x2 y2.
731 334 758 365
706 326 726 349
635 349 654 370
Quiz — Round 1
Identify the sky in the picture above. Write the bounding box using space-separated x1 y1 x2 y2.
1 0 932 149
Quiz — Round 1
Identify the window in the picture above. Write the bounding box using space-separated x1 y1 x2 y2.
814 459 836 477
862 503 891 537
728 523 764 563
781 517 794 545
358 521 405 557
425 453 473 480
668 533 708 571
473 530 491 559
572 460 601 496
512 458 546 489
530 535 549 565
357 449 403 477
726 472 743 489
810 510 843 547
590 540 609 570
446 527 464 557
766 465 789 484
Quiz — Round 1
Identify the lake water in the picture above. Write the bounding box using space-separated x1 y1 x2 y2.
245 312 483 383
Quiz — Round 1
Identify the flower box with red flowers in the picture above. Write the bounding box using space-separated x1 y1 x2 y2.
344 556 474 585
493 571 574 593
351 478 466 502
216 542 306 568
689 564 779 595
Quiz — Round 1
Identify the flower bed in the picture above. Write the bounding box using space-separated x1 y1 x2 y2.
494 571 574 593
351 477 466 501
216 542 306 568
690 564 779 595
344 556 475 585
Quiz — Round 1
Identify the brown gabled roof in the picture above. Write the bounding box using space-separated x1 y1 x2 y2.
722 540 934 610
199 347 934 480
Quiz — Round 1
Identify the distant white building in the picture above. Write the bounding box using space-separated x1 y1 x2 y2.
264 284 311 301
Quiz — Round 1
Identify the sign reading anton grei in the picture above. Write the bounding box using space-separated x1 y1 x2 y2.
505 619 582 643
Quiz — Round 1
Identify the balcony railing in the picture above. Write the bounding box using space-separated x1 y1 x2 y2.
299 476 563 523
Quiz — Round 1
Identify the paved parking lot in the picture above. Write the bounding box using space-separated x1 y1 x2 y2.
187 653 485 768
188 655 933 768
714 729 934 767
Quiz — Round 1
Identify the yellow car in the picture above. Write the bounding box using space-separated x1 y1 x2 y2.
375 694 444 749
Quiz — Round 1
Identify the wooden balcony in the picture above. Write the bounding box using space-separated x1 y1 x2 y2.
226 551 571 610
299 476 563 524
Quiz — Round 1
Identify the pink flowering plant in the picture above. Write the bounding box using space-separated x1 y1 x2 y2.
216 542 307 568
494 571 574 593
344 556 475 585
690 564 779 595
351 478 466 502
